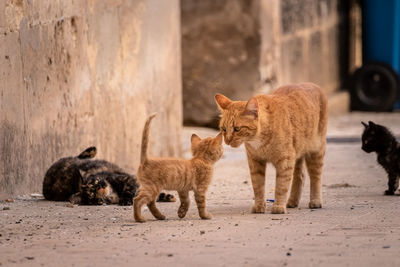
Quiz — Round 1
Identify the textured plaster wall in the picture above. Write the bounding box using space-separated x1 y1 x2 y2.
0 0 182 199
182 0 347 126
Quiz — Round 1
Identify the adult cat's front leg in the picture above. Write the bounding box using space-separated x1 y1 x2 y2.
246 152 267 213
272 157 295 214
385 173 399 195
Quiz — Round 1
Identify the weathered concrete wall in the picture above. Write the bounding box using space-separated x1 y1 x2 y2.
0 0 182 199
182 0 348 126
181 0 260 127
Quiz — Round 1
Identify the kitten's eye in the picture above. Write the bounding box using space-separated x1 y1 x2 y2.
222 127 226 132
234 126 241 132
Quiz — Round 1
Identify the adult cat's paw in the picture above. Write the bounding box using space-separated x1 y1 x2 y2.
200 212 212 220
286 199 299 208
251 203 266 213
155 214 166 220
271 205 286 214
309 199 322 209
384 190 395 195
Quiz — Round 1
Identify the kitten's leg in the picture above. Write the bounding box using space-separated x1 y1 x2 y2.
177 190 190 218
272 157 295 214
246 154 267 213
147 199 166 220
194 190 212 219
133 190 151 223
385 173 399 195
287 157 305 208
305 150 325 209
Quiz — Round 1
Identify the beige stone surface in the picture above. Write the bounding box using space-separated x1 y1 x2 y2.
0 0 182 199
1 113 400 266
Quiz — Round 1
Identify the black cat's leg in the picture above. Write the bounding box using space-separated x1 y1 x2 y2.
119 190 134 206
385 173 399 195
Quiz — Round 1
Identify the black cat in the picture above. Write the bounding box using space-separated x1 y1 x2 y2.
43 147 175 205
361 121 400 195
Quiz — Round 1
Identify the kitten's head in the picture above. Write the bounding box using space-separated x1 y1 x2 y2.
79 171 110 205
191 133 223 162
215 94 259 147
361 121 393 153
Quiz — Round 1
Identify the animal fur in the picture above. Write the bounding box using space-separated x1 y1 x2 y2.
133 114 223 222
215 82 328 214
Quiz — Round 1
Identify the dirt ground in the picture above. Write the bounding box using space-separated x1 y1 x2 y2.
1 112 400 267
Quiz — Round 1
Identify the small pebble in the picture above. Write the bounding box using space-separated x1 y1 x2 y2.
167 253 173 257
286 252 291 256
200 230 205 235
382 246 391 249
3 207 10 210
6 199 14 203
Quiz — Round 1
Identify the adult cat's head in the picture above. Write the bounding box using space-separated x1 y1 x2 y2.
215 94 259 147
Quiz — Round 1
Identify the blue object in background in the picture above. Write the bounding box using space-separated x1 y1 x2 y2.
363 0 400 108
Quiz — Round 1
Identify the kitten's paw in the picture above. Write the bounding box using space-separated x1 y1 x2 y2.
200 212 212 220
384 190 395 195
178 207 188 218
286 200 299 208
134 216 146 223
271 205 286 214
251 203 266 213
155 214 166 220
309 200 322 209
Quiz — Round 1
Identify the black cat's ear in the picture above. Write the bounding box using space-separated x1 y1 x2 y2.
242 97 258 118
368 121 376 127
78 147 97 159
361 121 368 128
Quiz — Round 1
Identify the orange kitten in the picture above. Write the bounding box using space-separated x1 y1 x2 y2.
215 83 327 214
133 114 223 222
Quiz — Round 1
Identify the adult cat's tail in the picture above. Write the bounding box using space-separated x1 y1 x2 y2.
140 113 157 164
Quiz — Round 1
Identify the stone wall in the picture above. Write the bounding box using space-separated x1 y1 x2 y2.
182 0 349 126
0 0 182 199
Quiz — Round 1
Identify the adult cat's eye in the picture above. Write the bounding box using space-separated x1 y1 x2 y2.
222 127 226 132
234 126 241 132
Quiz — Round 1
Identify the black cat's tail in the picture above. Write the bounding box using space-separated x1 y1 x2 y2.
77 147 97 159
140 113 157 165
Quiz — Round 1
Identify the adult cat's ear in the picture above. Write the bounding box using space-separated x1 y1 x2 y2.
243 97 258 118
191 134 201 146
361 121 368 128
215 94 232 110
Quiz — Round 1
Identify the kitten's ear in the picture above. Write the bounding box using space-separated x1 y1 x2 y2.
215 132 223 145
215 94 232 110
243 97 258 118
191 134 201 146
361 121 368 128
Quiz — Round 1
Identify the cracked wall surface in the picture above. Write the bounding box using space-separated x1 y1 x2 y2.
0 0 182 198
181 0 348 127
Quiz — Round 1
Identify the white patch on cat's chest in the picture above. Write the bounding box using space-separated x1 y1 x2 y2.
247 139 263 149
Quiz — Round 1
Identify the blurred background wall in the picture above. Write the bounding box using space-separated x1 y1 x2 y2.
1 0 355 198
182 0 350 127
0 0 182 198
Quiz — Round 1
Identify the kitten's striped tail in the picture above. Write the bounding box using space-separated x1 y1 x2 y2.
140 113 157 165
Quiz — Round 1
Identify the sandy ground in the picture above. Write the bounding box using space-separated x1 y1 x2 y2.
1 112 400 267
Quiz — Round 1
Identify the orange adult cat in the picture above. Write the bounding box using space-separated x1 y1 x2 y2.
133 114 223 222
215 83 327 214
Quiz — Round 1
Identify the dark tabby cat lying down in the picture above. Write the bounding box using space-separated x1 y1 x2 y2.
43 146 176 205
361 121 400 195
